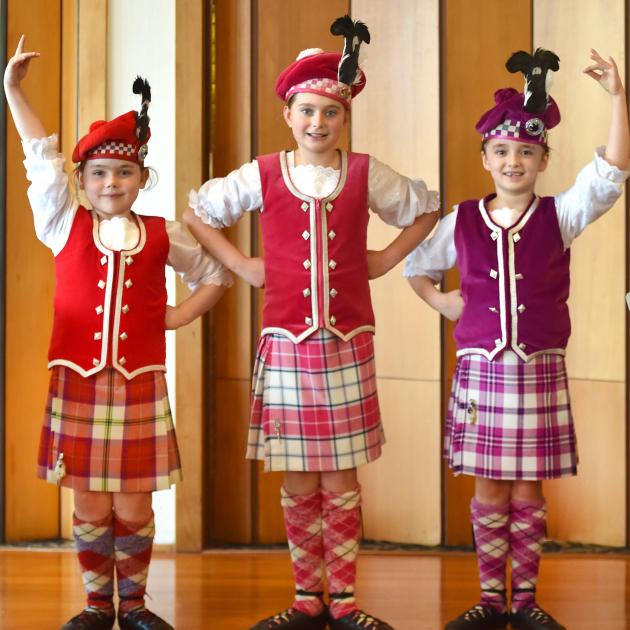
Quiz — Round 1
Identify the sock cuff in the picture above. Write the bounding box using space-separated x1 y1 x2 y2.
510 498 547 514
280 486 321 508
321 486 361 511
471 498 510 517
73 511 113 528
113 511 155 537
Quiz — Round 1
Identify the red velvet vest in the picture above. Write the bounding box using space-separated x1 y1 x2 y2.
48 206 169 379
257 150 374 342
454 195 571 361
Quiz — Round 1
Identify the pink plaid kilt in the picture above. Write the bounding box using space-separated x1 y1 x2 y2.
37 366 182 492
247 329 384 472
445 351 577 480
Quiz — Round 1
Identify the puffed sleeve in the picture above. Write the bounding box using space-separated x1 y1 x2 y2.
22 134 78 256
555 146 629 248
166 220 234 291
187 160 262 229
403 208 458 283
367 156 440 227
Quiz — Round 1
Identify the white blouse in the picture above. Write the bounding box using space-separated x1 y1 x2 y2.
188 150 440 228
404 147 629 282
22 135 232 291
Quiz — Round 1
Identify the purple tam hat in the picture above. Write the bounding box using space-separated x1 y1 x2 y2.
476 48 561 145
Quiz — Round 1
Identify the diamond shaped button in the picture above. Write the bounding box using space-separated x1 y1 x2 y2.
329 259 337 270
303 259 311 270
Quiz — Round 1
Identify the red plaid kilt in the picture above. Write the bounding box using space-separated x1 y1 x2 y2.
247 329 384 472
445 350 578 480
37 366 182 492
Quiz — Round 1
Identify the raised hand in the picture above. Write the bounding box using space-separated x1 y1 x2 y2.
583 49 623 96
3 35 40 89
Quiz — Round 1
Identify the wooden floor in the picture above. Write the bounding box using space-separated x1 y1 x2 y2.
1 548 629 629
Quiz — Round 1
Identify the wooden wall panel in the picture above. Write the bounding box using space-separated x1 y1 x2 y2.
442 0 532 546
175 0 207 551
4 0 61 542
351 0 441 544
207 0 254 544
534 0 626 545
254 0 349 544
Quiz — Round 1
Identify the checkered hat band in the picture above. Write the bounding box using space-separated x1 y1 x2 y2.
483 120 547 143
87 141 136 158
285 78 351 104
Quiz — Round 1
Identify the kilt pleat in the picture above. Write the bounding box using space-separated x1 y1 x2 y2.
247 329 384 472
445 351 577 480
37 366 182 492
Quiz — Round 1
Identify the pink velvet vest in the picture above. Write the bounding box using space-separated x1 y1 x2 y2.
257 150 374 343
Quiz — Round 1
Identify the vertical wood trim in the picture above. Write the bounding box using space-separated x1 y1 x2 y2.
441 0 532 546
0 0 7 544
207 0 254 544
175 0 207 552
5 0 62 541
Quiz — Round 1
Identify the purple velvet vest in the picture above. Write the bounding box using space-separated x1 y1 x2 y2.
454 195 571 361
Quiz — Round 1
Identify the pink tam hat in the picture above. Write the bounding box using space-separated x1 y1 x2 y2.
275 15 370 109
476 48 561 145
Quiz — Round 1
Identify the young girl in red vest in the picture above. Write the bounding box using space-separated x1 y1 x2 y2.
406 49 629 630
184 15 438 630
4 36 232 630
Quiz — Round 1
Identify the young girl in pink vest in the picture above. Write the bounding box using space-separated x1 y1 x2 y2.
184 15 438 630
406 49 629 630
4 36 232 630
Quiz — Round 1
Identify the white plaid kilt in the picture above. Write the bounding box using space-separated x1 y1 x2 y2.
247 329 384 472
445 351 578 480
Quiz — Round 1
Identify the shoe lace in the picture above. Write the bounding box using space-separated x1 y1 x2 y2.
268 608 298 627
523 606 553 623
463 604 497 621
350 610 382 628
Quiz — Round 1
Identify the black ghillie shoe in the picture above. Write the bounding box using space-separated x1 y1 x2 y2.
60 608 115 630
510 605 567 630
444 603 509 630
328 609 394 629
249 607 329 630
118 608 174 630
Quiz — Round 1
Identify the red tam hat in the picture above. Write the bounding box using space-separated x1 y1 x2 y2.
275 50 366 108
275 15 370 108
72 77 152 163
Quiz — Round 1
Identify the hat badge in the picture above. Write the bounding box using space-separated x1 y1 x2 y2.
525 117 545 136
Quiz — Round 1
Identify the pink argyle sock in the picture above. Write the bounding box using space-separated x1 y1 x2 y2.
281 487 325 617
510 498 547 612
471 498 510 613
322 487 361 620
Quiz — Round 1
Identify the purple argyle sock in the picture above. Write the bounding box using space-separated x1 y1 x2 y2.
471 498 510 613
510 498 547 612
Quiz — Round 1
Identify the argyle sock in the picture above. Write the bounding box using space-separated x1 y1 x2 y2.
322 487 361 620
471 498 510 613
114 512 155 616
73 512 115 615
510 498 547 612
281 486 325 616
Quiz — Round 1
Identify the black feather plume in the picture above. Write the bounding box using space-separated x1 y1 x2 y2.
132 76 151 144
330 14 370 86
505 48 560 113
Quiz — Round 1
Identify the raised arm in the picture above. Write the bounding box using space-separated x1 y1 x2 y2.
3 35 46 140
583 49 629 169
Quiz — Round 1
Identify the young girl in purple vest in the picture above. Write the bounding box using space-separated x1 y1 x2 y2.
4 36 232 630
406 49 629 630
184 15 438 630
